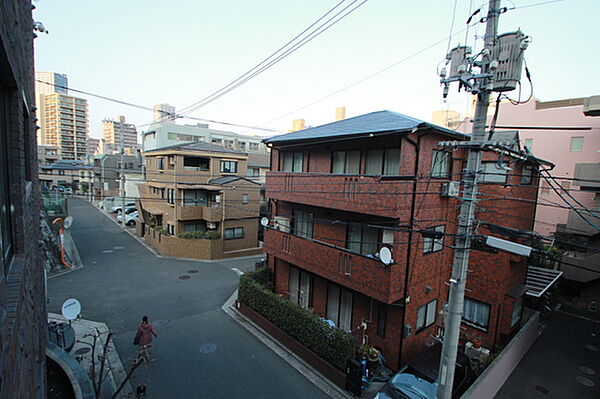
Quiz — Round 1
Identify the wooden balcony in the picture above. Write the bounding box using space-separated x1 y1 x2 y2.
265 228 396 303
265 172 413 218
177 203 222 222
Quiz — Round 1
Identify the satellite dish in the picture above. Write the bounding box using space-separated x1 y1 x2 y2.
379 247 393 265
260 217 269 227
63 216 74 229
61 298 81 320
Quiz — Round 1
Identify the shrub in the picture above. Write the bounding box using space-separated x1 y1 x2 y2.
204 230 221 240
238 274 354 371
177 231 205 239
245 267 273 290
155 226 166 234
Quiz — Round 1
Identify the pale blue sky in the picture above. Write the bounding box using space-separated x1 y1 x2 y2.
33 0 600 138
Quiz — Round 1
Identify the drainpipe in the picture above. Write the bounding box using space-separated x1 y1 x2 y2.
397 129 429 369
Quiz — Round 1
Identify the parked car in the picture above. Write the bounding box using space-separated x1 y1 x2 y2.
375 343 472 399
118 211 138 226
110 202 136 213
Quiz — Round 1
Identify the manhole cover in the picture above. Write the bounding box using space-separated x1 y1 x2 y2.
179 275 191 280
535 385 550 394
74 347 90 355
585 344 599 352
152 319 167 326
579 366 596 375
199 343 217 354
576 376 595 387
102 250 114 254
188 269 199 274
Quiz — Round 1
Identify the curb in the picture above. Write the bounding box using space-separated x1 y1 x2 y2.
221 290 353 399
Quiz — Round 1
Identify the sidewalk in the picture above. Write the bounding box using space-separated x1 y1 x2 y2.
48 313 134 399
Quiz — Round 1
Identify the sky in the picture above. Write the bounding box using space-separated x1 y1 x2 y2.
33 0 600 140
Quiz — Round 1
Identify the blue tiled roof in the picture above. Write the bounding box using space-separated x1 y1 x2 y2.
264 110 468 144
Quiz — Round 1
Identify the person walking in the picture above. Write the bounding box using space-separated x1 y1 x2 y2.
136 316 158 362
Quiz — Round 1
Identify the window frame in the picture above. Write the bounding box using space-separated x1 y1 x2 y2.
242 194 248 204
569 136 583 152
346 223 381 256
331 150 360 174
416 299 437 332
364 148 400 176
282 151 303 172
292 210 314 239
480 161 509 184
0 91 14 276
220 160 238 174
423 225 445 254
224 226 244 240
289 266 312 309
326 283 353 331
462 297 491 331
521 165 534 185
431 150 451 178
510 297 523 328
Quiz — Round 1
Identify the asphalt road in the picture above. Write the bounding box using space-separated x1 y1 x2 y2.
496 311 600 399
47 198 329 399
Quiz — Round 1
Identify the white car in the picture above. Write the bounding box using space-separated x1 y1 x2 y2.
110 202 136 213
118 211 138 226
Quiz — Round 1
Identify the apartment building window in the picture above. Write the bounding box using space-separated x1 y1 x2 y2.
167 224 175 235
238 142 246 150
167 188 175 204
247 167 260 177
365 148 400 175
463 297 490 330
242 194 248 204
423 225 444 253
332 150 360 174
481 161 508 183
220 160 238 173
184 156 209 171
1 93 14 276
282 151 303 172
289 266 311 309
347 223 379 256
327 284 353 331
249 142 259 151
157 158 165 170
212 138 222 144
521 165 534 185
431 150 451 178
224 227 244 239
570 136 583 152
184 222 206 232
511 297 523 327
377 303 387 337
292 210 314 239
416 299 437 332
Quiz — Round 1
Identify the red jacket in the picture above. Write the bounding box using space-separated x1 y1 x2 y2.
138 321 158 346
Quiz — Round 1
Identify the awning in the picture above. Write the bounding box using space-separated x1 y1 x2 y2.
177 184 221 191
525 265 563 297
139 201 164 215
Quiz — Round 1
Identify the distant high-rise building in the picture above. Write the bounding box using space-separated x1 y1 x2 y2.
153 103 176 122
87 137 101 157
335 106 346 121
39 92 89 160
35 71 69 144
103 115 138 152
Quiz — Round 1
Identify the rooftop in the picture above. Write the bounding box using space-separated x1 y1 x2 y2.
143 141 245 155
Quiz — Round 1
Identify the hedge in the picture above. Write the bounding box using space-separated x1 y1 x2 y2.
177 230 221 240
238 273 354 371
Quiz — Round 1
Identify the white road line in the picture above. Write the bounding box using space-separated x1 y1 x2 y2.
230 268 244 276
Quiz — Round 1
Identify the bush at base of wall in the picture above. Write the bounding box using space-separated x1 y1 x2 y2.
238 272 354 371
177 230 221 240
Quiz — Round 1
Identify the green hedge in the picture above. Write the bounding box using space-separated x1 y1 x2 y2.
177 230 221 240
238 273 354 371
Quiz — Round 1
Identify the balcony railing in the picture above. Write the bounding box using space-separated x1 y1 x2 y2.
265 228 396 303
177 202 222 222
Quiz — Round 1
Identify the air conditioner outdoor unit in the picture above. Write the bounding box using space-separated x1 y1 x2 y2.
274 216 290 233
207 222 217 229
441 181 460 197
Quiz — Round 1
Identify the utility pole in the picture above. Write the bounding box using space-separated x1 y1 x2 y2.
119 120 126 212
436 1 500 398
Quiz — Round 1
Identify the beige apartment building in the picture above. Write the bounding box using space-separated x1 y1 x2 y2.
136 141 262 260
103 115 139 153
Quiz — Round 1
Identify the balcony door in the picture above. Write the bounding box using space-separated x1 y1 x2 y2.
289 266 311 309
327 284 353 331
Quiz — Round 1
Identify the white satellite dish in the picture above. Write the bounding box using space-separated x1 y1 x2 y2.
260 217 269 227
63 216 74 229
61 298 81 320
379 247 393 265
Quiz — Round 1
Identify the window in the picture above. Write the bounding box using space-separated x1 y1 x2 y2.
224 227 244 239
184 156 210 171
377 303 387 337
289 266 311 309
416 299 437 332
184 222 205 232
167 224 175 235
212 138 222 144
511 297 523 327
282 151 303 172
247 167 260 177
327 284 353 331
167 188 175 204
570 136 583 152
423 225 444 253
540 181 551 195
521 165 533 185
242 194 248 204
249 142 259 151
220 160 238 173
347 223 380 256
463 298 490 330
168 132 177 140
431 150 451 178
1 92 14 276
524 138 533 152
292 210 314 239
157 158 164 170
365 148 400 175
481 161 508 183
332 150 360 174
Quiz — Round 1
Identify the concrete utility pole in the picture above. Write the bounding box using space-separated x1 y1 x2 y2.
119 121 126 211
436 1 500 398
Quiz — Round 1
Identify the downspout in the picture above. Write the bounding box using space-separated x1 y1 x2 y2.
397 130 427 369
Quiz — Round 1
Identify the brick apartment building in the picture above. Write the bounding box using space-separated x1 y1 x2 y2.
1 1 47 397
264 110 549 369
137 142 262 260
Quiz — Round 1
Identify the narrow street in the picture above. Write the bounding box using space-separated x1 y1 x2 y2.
47 198 329 399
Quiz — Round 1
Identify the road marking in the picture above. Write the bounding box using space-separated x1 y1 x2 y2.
231 268 244 276
102 250 114 254
114 246 124 250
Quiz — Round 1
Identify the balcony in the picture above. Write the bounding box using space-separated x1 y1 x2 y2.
266 172 414 218
177 202 222 222
264 228 396 303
